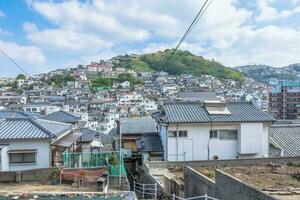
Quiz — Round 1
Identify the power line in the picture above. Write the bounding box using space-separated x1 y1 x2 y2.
0 48 30 76
160 0 214 71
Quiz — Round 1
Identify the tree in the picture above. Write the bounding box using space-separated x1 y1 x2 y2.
16 74 26 80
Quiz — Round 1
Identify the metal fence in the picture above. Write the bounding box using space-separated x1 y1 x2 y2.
62 150 127 176
134 181 158 199
172 194 219 200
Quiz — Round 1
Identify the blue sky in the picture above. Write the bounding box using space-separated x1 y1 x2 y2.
1 0 300 77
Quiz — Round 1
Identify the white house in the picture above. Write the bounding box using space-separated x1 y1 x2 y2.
153 101 275 161
0 118 73 171
23 103 60 115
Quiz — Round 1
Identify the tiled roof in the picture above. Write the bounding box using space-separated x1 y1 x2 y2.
0 110 38 119
269 124 300 157
0 118 54 140
41 110 81 123
37 119 72 137
120 117 157 134
77 128 98 143
137 133 163 152
155 102 275 123
178 92 218 102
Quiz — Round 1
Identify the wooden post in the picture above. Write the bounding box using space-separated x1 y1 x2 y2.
142 183 145 198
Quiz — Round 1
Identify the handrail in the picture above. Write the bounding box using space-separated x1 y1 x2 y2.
172 193 219 200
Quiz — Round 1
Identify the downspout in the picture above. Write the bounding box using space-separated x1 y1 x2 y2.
176 124 179 161
207 119 213 160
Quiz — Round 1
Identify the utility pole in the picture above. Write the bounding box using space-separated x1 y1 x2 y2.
119 120 122 189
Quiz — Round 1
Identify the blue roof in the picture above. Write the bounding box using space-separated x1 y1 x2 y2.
154 102 275 123
40 110 81 124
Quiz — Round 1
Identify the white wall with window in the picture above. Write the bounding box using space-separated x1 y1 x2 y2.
0 140 51 171
164 122 269 161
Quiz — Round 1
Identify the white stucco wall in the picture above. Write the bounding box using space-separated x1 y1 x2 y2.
164 122 269 161
3 140 51 171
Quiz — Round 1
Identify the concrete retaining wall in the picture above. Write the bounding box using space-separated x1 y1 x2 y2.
184 166 216 198
183 167 276 200
147 156 300 168
215 170 276 200
0 168 55 183
0 171 16 183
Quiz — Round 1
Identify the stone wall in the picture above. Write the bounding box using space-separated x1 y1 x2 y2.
0 171 16 183
215 170 276 200
0 168 55 183
184 166 216 198
147 156 300 169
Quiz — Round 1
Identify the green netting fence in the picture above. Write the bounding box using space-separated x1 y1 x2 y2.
62 150 127 176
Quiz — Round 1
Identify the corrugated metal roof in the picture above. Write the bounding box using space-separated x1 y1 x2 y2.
269 124 300 157
120 117 157 134
158 102 275 123
0 118 54 140
41 110 81 123
51 131 83 147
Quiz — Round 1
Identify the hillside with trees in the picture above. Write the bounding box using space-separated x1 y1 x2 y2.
117 49 245 82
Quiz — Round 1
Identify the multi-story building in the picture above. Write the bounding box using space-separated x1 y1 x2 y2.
86 62 112 73
269 81 300 119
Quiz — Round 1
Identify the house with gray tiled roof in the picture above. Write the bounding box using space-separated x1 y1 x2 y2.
153 101 275 161
0 117 72 171
40 110 81 125
116 117 159 160
269 122 300 157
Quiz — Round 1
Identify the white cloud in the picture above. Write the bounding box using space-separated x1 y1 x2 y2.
256 0 300 21
17 0 300 71
0 40 46 74
23 25 113 53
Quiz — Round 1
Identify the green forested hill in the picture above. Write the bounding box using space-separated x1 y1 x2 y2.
117 49 244 82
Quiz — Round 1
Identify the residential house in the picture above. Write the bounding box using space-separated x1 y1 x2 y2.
136 133 163 161
23 103 60 115
0 117 72 171
40 110 81 127
153 101 275 161
116 117 158 157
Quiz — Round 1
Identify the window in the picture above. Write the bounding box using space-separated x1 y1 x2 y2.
168 131 177 137
219 130 237 140
209 130 218 139
32 108 37 112
9 153 36 164
179 130 188 137
25 108 31 112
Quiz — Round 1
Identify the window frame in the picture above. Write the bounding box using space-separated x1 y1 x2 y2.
178 130 188 137
219 130 238 140
209 130 218 139
9 152 36 165
168 130 177 138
